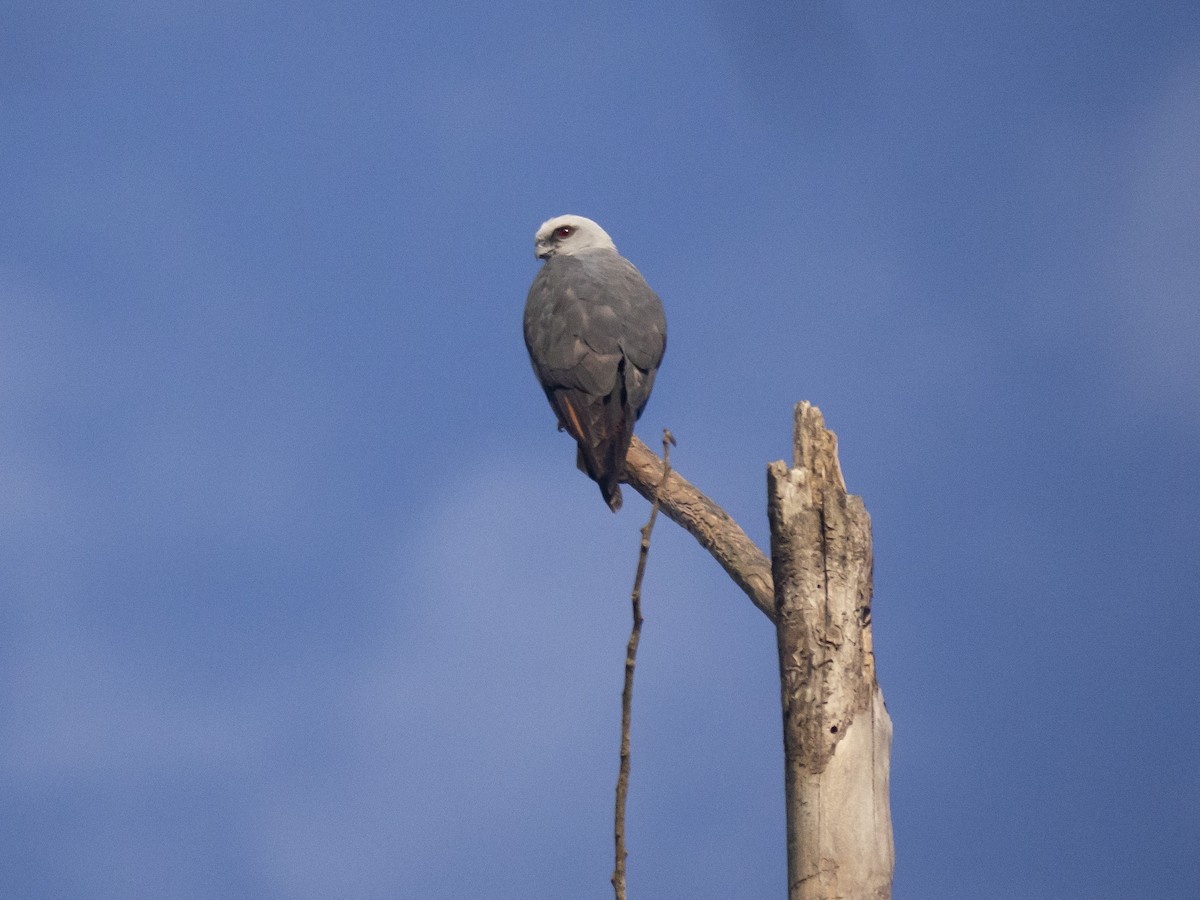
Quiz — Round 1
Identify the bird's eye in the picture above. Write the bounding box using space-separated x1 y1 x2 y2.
555 226 574 239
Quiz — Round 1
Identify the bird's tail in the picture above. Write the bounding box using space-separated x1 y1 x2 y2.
600 476 623 512
577 445 623 511
555 386 634 513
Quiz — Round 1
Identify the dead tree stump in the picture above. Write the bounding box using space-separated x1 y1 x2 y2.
767 402 894 899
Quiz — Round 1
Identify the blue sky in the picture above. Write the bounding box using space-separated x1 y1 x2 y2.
3 2 1198 898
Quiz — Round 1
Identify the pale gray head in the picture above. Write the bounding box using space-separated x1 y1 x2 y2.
534 215 618 260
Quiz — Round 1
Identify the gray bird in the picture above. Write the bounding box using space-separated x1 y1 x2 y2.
524 215 667 511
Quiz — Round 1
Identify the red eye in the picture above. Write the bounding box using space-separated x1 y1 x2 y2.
555 226 574 238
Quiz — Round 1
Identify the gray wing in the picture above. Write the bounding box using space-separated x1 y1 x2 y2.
524 250 666 510
523 250 666 406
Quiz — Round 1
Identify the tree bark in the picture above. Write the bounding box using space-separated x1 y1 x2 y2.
768 402 894 899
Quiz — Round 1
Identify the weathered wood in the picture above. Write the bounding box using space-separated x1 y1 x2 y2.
624 435 776 621
768 402 894 899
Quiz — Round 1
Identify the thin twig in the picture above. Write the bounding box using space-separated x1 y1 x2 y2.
612 428 674 900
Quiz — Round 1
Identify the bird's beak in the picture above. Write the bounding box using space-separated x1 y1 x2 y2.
535 242 551 260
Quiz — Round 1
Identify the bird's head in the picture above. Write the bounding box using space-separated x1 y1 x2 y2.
534 215 617 260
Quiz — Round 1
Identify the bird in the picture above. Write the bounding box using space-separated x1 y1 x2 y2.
524 215 667 511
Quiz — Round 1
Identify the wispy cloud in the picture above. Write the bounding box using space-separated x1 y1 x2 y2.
1112 53 1200 426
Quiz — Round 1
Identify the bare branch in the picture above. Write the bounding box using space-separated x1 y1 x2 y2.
623 435 776 622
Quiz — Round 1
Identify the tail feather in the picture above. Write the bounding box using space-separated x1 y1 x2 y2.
555 386 634 512
576 444 625 512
